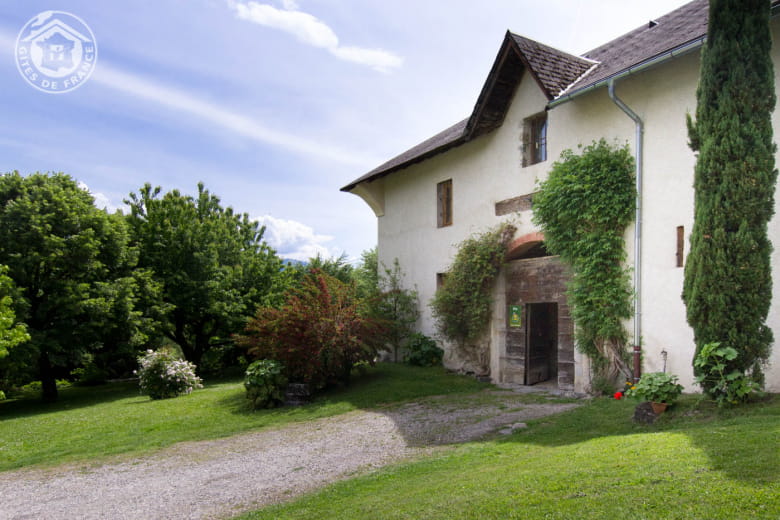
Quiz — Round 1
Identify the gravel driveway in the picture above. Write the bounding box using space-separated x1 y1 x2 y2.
0 390 580 520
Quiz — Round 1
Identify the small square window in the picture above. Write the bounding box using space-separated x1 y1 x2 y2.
437 179 452 228
522 113 547 167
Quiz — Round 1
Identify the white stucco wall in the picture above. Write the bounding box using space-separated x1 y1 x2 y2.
377 75 550 339
364 21 780 393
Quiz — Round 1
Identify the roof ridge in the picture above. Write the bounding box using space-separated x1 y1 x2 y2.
556 62 600 98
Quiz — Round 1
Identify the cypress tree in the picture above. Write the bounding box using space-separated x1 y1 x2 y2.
684 0 776 389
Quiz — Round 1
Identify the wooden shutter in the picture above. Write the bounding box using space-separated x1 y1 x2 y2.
437 179 452 227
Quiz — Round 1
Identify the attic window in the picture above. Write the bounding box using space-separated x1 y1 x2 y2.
649 20 659 28
522 113 547 167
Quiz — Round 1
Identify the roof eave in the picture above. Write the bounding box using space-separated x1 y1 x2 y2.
548 35 706 109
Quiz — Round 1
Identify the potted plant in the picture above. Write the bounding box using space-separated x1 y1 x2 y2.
626 372 684 413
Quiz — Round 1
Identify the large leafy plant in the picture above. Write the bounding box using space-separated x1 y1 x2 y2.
532 139 635 384
244 359 287 409
693 342 760 406
626 372 683 404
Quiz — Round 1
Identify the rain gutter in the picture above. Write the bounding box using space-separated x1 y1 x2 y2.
607 79 643 383
547 36 706 109
546 34 712 383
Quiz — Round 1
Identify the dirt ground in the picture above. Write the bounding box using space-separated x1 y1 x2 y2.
0 389 580 520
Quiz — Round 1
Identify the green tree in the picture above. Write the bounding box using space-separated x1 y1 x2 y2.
351 247 379 300
126 183 289 367
306 252 354 284
0 266 29 359
374 259 419 363
532 140 635 384
684 0 776 393
0 172 160 400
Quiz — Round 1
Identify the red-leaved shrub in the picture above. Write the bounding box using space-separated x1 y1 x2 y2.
236 271 386 389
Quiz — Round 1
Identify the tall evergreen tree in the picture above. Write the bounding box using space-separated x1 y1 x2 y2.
684 0 776 389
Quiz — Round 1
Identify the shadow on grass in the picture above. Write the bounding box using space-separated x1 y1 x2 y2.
0 381 140 420
507 394 780 484
217 363 492 417
215 365 582 449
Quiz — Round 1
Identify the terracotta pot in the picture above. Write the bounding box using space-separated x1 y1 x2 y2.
650 401 668 414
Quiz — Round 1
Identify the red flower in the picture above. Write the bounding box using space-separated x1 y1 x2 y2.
613 391 623 400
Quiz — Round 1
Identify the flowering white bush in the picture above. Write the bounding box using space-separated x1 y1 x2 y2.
136 349 203 400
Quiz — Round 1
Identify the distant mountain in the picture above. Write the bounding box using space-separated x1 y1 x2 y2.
281 258 307 268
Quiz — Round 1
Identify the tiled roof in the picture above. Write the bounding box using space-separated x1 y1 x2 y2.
343 118 468 190
567 0 709 95
342 0 712 192
511 34 596 98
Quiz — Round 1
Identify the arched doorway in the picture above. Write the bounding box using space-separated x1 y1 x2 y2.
502 233 574 390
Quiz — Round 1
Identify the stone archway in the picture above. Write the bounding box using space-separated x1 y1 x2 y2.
501 235 574 391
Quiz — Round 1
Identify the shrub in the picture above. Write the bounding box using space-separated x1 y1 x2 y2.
244 359 288 409
71 363 109 386
16 379 71 399
626 372 683 404
236 271 386 390
404 333 443 367
0 390 5 401
136 349 203 400
373 259 420 363
429 223 516 373
694 342 761 407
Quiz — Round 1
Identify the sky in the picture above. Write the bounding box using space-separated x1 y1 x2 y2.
0 0 692 262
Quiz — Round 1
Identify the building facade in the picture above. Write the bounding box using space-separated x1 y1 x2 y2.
342 0 780 393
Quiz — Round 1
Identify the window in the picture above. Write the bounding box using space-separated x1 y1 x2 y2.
676 226 685 267
436 272 448 290
523 113 547 167
437 179 452 227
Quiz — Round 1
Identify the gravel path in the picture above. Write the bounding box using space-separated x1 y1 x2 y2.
0 391 580 520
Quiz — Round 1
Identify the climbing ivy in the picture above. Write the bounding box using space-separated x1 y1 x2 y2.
532 139 636 383
430 223 515 372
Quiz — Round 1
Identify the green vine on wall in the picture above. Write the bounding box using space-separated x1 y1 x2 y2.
532 139 636 384
430 223 516 373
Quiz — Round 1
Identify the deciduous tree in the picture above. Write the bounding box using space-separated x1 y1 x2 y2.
0 266 29 359
0 172 160 400
126 183 289 367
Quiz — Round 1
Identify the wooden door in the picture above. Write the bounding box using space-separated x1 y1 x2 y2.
525 303 557 385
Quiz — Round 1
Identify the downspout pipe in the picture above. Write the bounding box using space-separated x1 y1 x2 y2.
607 78 643 383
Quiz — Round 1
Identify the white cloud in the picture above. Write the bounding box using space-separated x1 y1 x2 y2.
91 63 378 167
255 214 334 261
78 181 123 213
227 0 403 73
331 46 404 74
231 1 338 48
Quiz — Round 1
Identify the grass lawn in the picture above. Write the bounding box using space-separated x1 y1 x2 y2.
0 363 487 472
240 394 780 520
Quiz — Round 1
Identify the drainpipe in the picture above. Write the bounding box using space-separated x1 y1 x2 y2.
607 79 643 383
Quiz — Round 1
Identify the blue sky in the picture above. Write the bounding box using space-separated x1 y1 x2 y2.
0 0 691 261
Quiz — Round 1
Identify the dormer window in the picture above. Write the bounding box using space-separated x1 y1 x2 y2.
523 113 547 167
